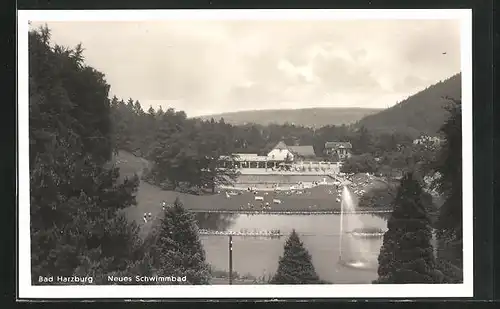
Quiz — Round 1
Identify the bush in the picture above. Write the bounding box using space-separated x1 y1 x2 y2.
341 153 378 174
358 186 397 210
359 183 438 225
435 258 463 283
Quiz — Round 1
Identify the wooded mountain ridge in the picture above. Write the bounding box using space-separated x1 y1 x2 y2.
196 107 381 128
357 73 461 138
197 73 461 138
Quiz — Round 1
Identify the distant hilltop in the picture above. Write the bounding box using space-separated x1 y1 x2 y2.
356 73 461 138
195 107 381 128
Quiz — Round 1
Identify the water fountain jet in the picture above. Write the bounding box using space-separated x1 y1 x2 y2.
338 185 384 271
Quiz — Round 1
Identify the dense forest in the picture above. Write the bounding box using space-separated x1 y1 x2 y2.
357 73 461 138
109 74 461 187
111 99 361 158
110 94 444 188
28 25 463 286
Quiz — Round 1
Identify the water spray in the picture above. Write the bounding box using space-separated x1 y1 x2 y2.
338 185 345 262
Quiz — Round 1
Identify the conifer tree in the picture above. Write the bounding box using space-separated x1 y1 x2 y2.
148 198 211 284
375 173 443 284
433 99 462 269
270 230 322 284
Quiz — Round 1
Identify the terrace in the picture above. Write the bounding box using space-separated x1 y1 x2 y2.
219 141 341 172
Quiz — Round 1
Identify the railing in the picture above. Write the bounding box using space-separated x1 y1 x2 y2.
199 230 284 237
188 209 392 215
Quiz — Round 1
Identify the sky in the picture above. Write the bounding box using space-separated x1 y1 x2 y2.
30 19 461 117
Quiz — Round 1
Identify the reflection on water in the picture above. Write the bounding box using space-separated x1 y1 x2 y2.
194 212 386 284
194 212 238 231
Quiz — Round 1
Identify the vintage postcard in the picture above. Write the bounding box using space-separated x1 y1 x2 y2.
18 9 472 299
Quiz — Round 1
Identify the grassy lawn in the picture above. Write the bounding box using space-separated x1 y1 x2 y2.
112 151 390 226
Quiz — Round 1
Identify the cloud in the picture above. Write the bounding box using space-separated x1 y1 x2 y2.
393 75 429 93
311 52 383 93
31 19 462 117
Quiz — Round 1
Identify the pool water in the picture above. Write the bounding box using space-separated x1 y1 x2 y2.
195 212 387 284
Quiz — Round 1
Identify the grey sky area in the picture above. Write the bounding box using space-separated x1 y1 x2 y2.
30 19 461 117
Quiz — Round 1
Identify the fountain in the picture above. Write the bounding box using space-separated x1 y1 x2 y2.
338 186 384 271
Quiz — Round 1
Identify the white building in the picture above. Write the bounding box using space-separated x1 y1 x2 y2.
218 141 319 170
266 141 294 162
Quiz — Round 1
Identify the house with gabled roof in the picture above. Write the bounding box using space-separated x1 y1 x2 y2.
267 141 294 162
324 141 352 160
287 145 316 160
267 141 317 162
273 141 288 150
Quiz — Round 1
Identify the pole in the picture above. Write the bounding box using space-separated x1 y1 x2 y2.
338 186 344 262
229 235 233 285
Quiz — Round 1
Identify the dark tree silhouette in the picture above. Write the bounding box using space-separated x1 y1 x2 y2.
270 230 323 284
375 173 443 284
433 98 463 274
147 198 211 284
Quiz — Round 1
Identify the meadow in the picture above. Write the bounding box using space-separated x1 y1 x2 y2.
112 151 390 226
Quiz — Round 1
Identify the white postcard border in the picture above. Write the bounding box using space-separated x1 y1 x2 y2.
18 9 473 299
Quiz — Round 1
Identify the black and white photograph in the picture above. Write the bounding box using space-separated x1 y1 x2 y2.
18 9 472 299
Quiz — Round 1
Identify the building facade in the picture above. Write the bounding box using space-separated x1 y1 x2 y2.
266 141 294 162
218 141 319 170
324 141 352 161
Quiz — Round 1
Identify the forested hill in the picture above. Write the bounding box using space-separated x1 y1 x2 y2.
196 107 381 127
357 73 461 138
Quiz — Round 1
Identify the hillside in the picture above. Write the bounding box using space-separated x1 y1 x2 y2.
195 107 381 127
357 73 461 138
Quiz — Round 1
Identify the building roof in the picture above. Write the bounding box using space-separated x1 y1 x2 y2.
288 145 316 158
219 153 268 162
235 155 268 162
324 141 352 149
233 153 258 157
233 153 260 161
273 141 288 150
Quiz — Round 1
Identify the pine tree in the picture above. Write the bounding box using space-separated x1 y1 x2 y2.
375 173 444 284
148 198 211 284
134 100 143 115
433 99 462 269
270 230 322 284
